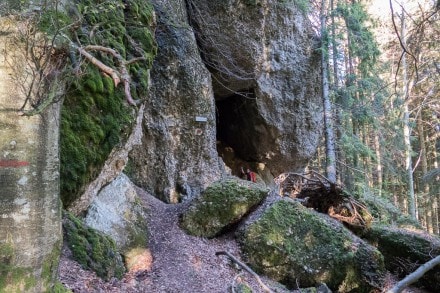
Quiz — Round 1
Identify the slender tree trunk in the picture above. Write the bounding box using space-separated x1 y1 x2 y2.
321 0 337 184
400 9 417 220
417 115 431 232
374 133 383 196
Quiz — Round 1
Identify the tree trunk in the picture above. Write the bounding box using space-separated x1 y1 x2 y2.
0 19 62 292
321 0 337 184
400 9 417 220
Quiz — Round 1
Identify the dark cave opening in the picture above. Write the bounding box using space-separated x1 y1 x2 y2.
215 91 262 175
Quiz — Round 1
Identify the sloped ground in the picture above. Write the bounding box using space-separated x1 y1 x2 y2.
58 187 280 293
58 186 433 293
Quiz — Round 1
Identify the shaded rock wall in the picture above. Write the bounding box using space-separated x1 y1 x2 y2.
130 0 223 203
0 19 61 292
188 0 323 174
131 0 322 202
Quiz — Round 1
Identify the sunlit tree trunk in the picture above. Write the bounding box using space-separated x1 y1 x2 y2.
400 9 417 220
374 132 383 196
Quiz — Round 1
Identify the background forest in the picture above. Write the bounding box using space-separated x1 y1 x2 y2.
309 0 439 235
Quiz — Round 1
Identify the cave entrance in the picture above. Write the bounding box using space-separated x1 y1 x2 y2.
215 91 261 176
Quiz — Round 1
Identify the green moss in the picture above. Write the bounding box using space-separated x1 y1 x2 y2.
60 0 157 207
63 212 126 280
52 281 73 293
180 178 269 238
41 240 62 291
0 242 37 292
240 201 384 292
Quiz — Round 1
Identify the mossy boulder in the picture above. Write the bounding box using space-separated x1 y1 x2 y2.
180 177 269 238
364 225 440 292
63 212 126 280
239 200 385 292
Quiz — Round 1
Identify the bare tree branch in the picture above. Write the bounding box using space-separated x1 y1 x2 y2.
386 255 440 293
215 251 274 293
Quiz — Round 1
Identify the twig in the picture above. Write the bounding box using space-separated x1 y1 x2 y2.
215 251 274 293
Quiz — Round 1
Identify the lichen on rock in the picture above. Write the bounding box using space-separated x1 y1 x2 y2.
238 200 385 292
180 177 269 238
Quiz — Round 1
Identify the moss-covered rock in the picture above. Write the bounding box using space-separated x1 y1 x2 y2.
180 177 269 238
60 0 157 207
363 225 440 292
239 200 385 292
63 212 126 280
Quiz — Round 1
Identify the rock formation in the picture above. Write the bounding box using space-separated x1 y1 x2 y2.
130 0 224 203
0 18 61 292
188 0 323 175
84 174 149 254
130 0 323 202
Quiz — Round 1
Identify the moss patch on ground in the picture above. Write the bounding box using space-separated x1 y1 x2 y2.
239 200 385 292
63 212 126 280
180 177 269 238
60 0 156 207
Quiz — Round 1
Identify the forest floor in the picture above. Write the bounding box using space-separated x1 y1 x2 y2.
58 187 283 293
58 186 430 293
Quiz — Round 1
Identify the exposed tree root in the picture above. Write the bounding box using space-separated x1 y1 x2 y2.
216 251 274 293
275 171 372 230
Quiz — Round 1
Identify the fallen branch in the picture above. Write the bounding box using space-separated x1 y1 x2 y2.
386 255 440 293
215 251 274 293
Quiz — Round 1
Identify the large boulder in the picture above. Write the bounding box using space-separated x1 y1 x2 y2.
180 177 269 238
364 226 440 292
188 0 323 174
84 174 150 272
239 200 385 292
129 0 223 203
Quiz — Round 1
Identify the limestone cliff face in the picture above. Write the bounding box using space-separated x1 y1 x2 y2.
130 0 223 203
131 0 322 202
189 0 323 175
0 19 61 292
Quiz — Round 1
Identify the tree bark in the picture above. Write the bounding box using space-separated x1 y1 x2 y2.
321 0 337 184
400 8 417 220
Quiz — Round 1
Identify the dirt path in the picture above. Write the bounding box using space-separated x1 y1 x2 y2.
58 187 271 293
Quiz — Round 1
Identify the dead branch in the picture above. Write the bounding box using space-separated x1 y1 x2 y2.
79 45 146 106
386 255 440 293
275 171 371 229
215 251 274 293
77 46 121 86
